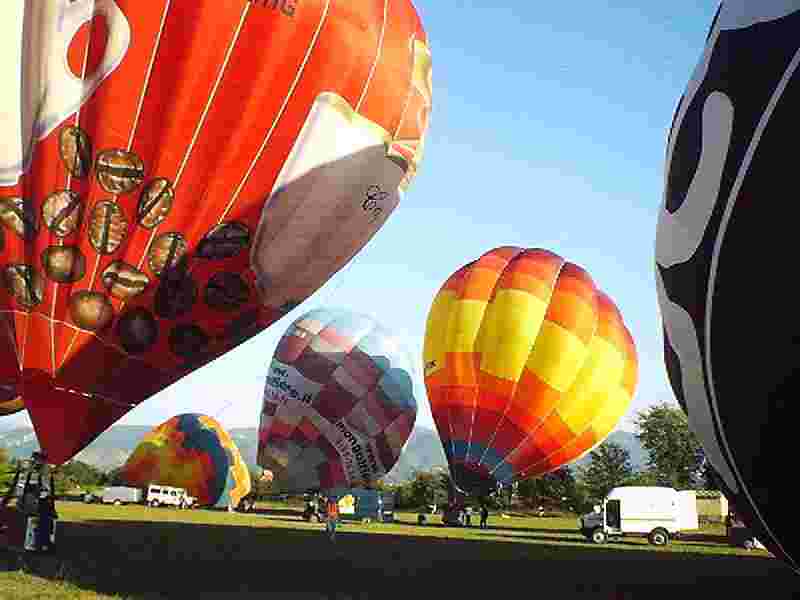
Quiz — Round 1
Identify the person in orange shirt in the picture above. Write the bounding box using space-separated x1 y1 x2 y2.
325 496 339 542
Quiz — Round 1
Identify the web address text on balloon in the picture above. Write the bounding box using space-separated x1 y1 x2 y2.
265 367 313 404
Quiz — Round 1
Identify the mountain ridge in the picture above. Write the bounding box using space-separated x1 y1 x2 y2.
0 424 647 482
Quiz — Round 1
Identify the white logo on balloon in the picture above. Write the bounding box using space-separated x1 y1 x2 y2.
0 0 131 185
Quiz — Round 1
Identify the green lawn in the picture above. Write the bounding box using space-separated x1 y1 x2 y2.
1 501 796 599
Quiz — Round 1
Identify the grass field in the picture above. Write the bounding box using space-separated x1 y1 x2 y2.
1 501 798 599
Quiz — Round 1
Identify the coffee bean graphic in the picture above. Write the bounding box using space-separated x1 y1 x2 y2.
225 309 260 344
0 197 37 241
116 307 158 354
154 263 196 319
41 246 86 284
69 291 114 332
138 178 174 229
196 222 251 259
169 324 210 359
204 272 250 312
2 265 44 308
42 191 83 238
88 201 128 254
147 232 188 277
101 261 149 301
59 126 92 178
95 149 145 194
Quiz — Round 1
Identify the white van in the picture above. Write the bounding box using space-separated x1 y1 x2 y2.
579 486 698 545
145 484 196 509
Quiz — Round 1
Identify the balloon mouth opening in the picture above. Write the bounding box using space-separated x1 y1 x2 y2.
450 462 499 498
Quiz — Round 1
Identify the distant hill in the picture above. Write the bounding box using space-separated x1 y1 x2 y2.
0 423 646 481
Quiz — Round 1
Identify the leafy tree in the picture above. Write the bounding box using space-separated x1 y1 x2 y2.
622 469 659 487
515 466 586 513
633 403 703 489
577 440 633 502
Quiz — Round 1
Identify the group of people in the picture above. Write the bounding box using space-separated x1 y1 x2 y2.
0 453 57 553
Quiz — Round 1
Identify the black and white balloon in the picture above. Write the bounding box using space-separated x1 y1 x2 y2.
656 1 800 572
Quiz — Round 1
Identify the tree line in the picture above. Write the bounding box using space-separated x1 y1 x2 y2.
384 403 721 513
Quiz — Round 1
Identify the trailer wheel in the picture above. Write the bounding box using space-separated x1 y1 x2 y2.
591 528 607 544
150 500 159 508
649 528 669 546
113 500 122 506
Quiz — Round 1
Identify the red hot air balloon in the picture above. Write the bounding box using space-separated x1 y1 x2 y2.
0 1 432 463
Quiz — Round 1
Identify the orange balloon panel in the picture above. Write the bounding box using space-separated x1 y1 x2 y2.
423 247 637 495
0 1 431 463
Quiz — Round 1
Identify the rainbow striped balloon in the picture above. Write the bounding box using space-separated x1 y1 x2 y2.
423 247 638 496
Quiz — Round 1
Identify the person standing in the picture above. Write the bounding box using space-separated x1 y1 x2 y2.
325 496 339 542
480 504 489 529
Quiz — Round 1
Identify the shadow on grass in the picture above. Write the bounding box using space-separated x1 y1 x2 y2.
1 518 798 599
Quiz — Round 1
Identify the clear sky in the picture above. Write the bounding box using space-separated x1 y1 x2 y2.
4 2 720 435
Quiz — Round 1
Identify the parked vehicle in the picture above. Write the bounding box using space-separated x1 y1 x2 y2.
726 509 766 550
145 485 196 509
101 486 142 506
339 489 395 524
579 486 699 545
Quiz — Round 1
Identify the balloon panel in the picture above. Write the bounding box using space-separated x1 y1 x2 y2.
656 3 800 572
423 247 637 496
122 413 251 508
257 307 417 494
0 1 431 463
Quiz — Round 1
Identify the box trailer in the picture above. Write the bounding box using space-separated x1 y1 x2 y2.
101 486 143 506
579 486 698 545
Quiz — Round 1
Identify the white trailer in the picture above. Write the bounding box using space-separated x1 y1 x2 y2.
101 486 143 506
579 486 698 546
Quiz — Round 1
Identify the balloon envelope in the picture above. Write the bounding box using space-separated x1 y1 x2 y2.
0 1 431 463
257 307 417 495
122 413 251 508
656 2 800 572
423 247 637 496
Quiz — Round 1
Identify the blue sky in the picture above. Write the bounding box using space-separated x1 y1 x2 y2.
6 2 720 435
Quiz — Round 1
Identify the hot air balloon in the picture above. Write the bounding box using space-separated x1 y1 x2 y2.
257 307 417 495
656 2 800 572
0 1 431 464
0 385 23 417
122 413 251 508
423 247 637 497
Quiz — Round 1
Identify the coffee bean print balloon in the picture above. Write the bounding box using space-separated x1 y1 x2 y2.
204 273 249 312
116 308 159 355
42 191 83 238
138 178 174 229
101 261 149 301
0 1 432 464
95 149 145 195
58 126 92 179
0 197 37 241
169 324 210 360
154 268 196 319
196 223 250 260
69 291 114 332
41 246 86 284
88 201 128 254
3 265 44 308
147 232 187 277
